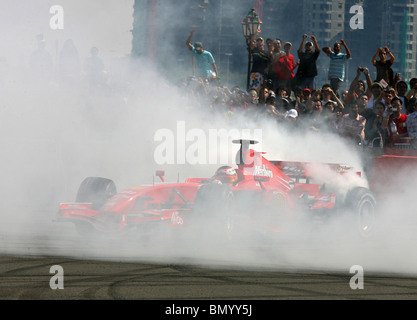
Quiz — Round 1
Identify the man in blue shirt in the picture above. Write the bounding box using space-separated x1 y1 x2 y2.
323 40 351 97
186 28 218 79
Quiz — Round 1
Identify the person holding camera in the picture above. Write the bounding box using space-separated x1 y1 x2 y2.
345 66 373 104
295 34 320 91
371 47 395 87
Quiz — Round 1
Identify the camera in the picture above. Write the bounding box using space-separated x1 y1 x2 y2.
359 67 364 72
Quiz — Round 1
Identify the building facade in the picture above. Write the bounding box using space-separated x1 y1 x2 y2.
132 0 417 87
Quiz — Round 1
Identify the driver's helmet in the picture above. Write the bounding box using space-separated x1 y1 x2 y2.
212 166 238 184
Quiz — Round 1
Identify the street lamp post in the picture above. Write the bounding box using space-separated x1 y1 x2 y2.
242 8 262 90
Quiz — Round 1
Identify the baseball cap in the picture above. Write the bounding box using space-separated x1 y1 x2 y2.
286 109 298 118
305 41 313 46
371 82 383 89
256 37 264 42
194 42 203 49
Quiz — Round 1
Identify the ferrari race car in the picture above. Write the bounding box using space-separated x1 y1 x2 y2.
57 140 376 238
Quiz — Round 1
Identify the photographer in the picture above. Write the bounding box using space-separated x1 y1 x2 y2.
345 66 373 104
372 47 395 86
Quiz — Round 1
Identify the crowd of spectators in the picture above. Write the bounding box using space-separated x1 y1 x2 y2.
24 31 417 151
184 29 417 150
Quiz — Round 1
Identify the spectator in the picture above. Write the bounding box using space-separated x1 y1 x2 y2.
371 47 395 86
265 38 276 84
329 105 344 133
260 94 285 123
266 38 275 54
304 99 325 131
301 88 312 102
395 80 409 114
284 108 299 127
246 88 259 105
357 93 373 119
322 100 337 127
276 98 290 115
321 85 344 111
295 34 320 91
30 34 54 81
364 101 388 146
367 82 383 109
258 87 267 105
186 29 218 79
405 78 417 113
293 88 310 118
248 32 271 94
58 38 81 86
84 46 106 90
385 97 408 144
270 38 285 93
274 42 298 97
382 88 395 114
340 89 349 105
345 66 372 104
338 103 366 142
406 99 417 138
322 39 352 97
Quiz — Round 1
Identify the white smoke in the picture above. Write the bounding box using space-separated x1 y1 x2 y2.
1 0 417 279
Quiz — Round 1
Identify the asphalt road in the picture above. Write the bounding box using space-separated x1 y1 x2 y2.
2 217 417 303
2 254 417 301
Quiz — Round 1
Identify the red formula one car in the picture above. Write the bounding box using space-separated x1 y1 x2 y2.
57 140 376 239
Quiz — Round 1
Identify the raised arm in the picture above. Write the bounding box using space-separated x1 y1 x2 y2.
348 67 362 95
384 46 395 64
372 48 381 65
363 67 373 97
249 31 259 51
340 39 351 59
186 28 195 50
311 35 320 53
322 46 332 56
298 34 307 53
329 88 345 110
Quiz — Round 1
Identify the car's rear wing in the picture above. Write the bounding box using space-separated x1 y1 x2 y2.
270 160 361 183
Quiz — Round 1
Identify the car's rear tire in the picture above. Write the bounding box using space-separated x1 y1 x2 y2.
344 187 376 237
191 183 234 242
76 177 117 210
